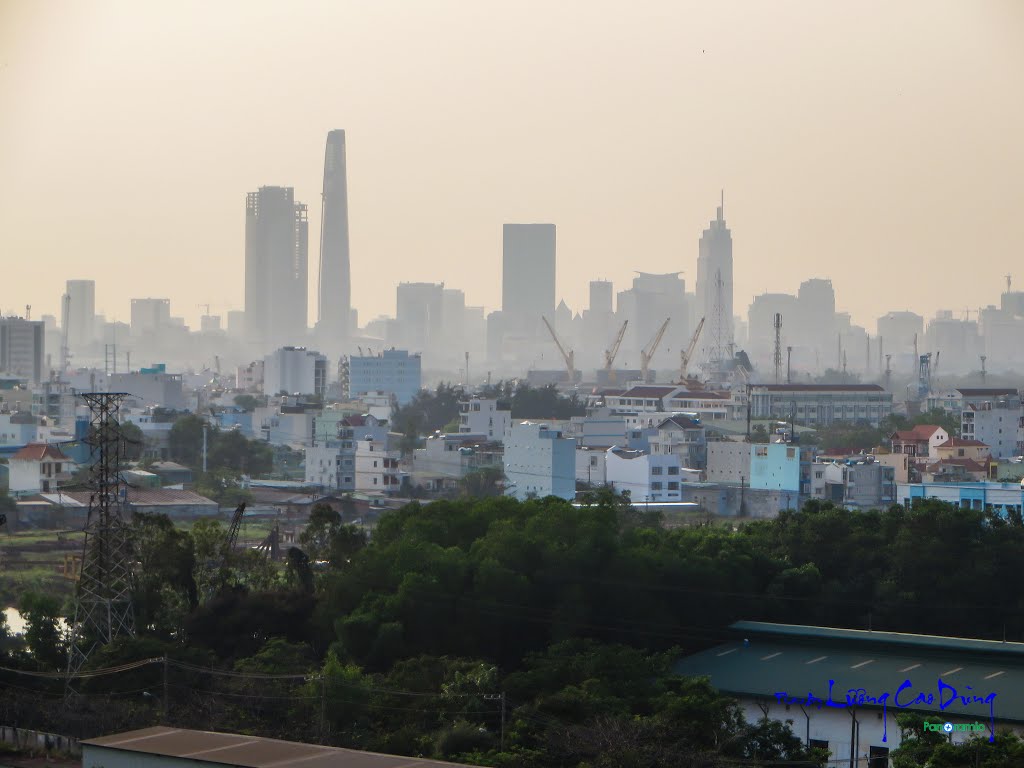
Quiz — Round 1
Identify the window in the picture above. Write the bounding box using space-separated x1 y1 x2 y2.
786 448 795 458
808 739 828 753
755 446 768 457
651 466 663 475
815 471 823 479
668 466 679 475
651 482 662 490
868 746 889 768
668 482 679 490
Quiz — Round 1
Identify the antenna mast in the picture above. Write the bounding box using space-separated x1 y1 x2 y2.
773 313 783 384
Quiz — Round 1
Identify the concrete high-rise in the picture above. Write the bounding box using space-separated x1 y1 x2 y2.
63 279 96 353
245 186 309 352
317 130 351 349
502 223 556 336
696 198 734 367
0 317 45 385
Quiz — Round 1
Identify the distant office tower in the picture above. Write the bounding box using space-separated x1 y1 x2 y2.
317 130 352 347
263 346 328 398
130 298 171 337
617 272 690 375
245 186 309 352
696 198 733 366
348 349 422 405
589 280 614 314
63 279 96 353
876 311 924 354
395 282 445 355
0 317 45 385
502 223 556 335
794 278 837 352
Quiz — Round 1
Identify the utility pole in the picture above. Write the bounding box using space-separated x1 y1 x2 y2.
885 354 892 391
465 351 470 388
202 422 208 473
162 655 169 724
786 346 793 384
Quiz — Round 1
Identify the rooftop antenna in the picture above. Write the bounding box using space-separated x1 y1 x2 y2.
1007 274 1013 293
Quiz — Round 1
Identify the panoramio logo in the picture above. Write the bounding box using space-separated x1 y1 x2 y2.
924 721 986 733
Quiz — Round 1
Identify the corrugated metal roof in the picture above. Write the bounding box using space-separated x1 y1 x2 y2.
64 489 217 507
83 727 487 768
673 622 1024 724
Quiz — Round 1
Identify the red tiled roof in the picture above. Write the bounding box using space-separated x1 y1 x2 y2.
891 425 945 441
937 438 989 448
11 443 70 462
925 458 989 473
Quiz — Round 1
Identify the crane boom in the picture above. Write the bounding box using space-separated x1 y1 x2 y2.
680 317 705 381
604 320 629 384
640 318 671 383
542 316 576 384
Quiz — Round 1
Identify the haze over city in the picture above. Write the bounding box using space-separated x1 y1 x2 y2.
2 0 1022 330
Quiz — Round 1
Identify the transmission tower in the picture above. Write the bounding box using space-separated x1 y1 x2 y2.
706 269 726 376
773 313 783 384
66 393 136 701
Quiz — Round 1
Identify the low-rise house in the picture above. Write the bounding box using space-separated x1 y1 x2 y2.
8 443 74 496
890 424 949 460
411 432 503 491
649 416 706 469
809 457 896 509
354 438 400 493
961 399 1023 459
935 437 991 463
899 480 1024 515
576 446 608 486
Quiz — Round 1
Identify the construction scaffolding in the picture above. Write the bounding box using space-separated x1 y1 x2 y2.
65 393 136 702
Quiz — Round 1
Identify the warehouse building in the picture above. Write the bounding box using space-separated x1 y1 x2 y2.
83 727 486 768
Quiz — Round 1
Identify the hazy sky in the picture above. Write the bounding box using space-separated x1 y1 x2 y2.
1 0 1022 333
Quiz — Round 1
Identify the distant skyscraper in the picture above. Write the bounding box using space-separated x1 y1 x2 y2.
589 280 614 314
502 223 556 335
245 186 309 351
0 317 45 385
63 279 95 353
130 298 171 337
395 282 444 355
317 130 352 348
696 196 733 366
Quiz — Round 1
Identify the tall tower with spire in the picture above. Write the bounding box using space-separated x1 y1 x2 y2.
317 129 352 349
695 192 734 368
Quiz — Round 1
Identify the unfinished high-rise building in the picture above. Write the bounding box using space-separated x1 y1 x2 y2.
695 196 734 368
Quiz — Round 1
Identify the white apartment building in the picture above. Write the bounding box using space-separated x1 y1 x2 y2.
961 400 1023 459
108 370 186 410
236 360 265 391
458 398 512 442
9 443 74 496
354 438 400 493
605 447 683 502
263 347 328 398
503 422 576 501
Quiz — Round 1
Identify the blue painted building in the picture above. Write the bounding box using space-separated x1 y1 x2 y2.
898 481 1024 516
749 442 803 492
348 349 422 406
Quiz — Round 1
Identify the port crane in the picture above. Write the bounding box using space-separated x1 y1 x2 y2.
542 316 576 385
640 318 671 384
603 320 628 385
679 317 705 381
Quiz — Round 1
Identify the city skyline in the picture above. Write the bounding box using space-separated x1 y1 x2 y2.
1 1 1022 330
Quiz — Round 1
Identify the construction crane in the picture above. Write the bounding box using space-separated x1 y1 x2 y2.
542 316 576 384
679 317 705 381
603 320 628 385
212 502 247 595
640 318 671 384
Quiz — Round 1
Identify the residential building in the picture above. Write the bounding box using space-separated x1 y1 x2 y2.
458 397 511 442
750 442 803 494
502 223 556 340
874 451 910 484
108 368 186 410
899 481 1024 516
8 443 74 496
928 387 1019 416
605 447 683 502
305 414 390 491
411 432 503 492
236 360 264 391
576 447 608 486
503 421 575 501
749 384 893 427
889 424 950 460
706 440 752 485
675 621 1024 767
255 400 317 447
649 416 706 469
263 347 328 398
63 279 96 354
244 186 309 351
665 390 737 421
354 438 400 493
695 199 733 367
810 457 896 509
961 400 1022 459
935 437 991 463
0 317 44 385
348 349 421 406
0 410 39 449
316 129 352 348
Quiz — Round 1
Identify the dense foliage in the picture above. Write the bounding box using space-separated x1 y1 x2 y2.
168 414 273 475
12 493 1024 766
